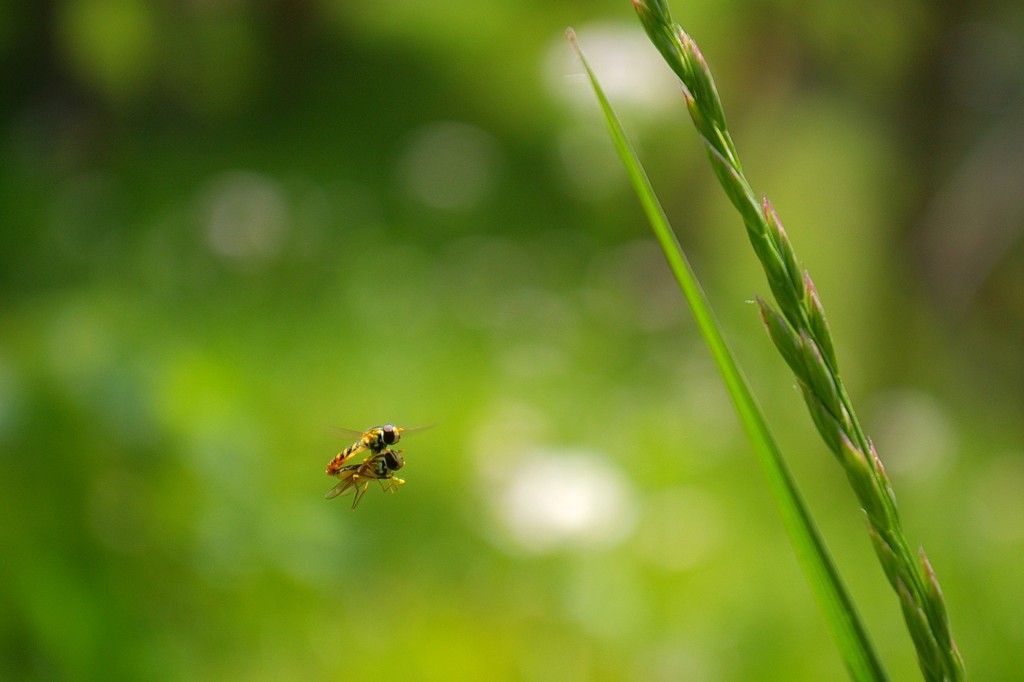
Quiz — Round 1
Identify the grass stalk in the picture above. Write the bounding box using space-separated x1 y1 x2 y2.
626 2 966 680
567 28 887 682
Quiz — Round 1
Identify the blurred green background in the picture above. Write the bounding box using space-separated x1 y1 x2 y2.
2 0 1023 679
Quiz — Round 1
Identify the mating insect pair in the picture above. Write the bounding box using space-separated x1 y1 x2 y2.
324 424 410 509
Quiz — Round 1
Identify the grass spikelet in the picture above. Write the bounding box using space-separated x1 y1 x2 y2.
627 2 965 679
567 24 888 682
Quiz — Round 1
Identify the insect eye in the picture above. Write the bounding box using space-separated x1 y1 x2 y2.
382 425 396 444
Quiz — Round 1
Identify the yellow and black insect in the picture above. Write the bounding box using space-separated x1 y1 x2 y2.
324 448 406 509
324 424 405 477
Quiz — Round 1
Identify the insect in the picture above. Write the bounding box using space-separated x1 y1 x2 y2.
324 448 406 509
324 424 406 477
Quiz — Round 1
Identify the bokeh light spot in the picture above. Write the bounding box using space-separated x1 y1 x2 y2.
397 121 501 211
483 448 637 554
544 22 678 116
201 171 288 264
866 389 956 479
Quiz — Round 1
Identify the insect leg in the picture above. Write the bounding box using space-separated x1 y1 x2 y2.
351 480 371 509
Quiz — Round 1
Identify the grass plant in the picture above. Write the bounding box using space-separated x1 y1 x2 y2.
569 2 965 680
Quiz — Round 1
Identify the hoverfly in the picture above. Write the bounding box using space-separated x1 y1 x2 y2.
324 448 406 509
324 424 406 477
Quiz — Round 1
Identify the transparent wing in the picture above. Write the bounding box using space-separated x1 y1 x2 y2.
324 468 361 499
324 480 353 499
329 426 372 440
331 424 435 438
398 424 435 435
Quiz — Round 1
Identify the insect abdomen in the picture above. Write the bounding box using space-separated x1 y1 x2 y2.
325 443 360 475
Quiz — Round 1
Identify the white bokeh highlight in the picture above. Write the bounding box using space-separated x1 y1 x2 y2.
482 447 638 554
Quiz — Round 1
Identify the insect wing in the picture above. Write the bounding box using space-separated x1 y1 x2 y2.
329 426 372 440
324 476 356 499
333 423 434 440
324 463 363 499
330 425 390 458
395 424 434 437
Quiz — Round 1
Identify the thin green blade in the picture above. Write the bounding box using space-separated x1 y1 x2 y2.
566 28 887 682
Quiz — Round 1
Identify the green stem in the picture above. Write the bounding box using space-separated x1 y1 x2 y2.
567 28 888 682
